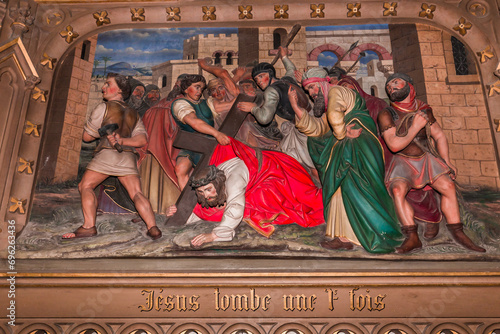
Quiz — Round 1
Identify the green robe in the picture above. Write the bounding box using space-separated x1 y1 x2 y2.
308 92 402 253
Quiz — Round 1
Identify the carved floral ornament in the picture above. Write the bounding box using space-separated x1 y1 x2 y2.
59 25 79 44
383 2 397 16
25 121 41 137
489 80 500 97
40 53 56 70
310 4 325 18
238 5 253 19
167 7 181 21
203 6 216 21
93 11 111 26
32 87 47 102
274 5 289 19
453 17 472 36
476 45 494 63
468 2 488 17
18 158 34 174
419 3 436 19
131 8 145 22
347 3 361 17
9 197 27 214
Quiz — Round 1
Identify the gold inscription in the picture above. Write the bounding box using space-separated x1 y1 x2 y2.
349 287 386 311
283 294 317 311
324 288 339 310
214 288 271 311
138 289 200 312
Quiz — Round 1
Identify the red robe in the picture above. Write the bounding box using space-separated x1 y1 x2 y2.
193 139 325 237
137 96 181 188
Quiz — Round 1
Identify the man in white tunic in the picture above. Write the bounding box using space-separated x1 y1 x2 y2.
62 73 162 240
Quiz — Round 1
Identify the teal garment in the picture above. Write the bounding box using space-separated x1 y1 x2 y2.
308 91 402 253
172 98 215 165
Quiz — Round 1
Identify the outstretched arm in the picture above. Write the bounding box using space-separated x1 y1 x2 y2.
198 58 239 97
183 112 230 145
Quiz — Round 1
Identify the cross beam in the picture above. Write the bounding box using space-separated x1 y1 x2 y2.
166 93 255 226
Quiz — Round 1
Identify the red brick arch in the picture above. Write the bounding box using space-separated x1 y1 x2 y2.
308 44 346 61
349 43 392 60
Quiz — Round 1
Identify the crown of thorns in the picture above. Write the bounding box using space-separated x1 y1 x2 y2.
189 165 219 189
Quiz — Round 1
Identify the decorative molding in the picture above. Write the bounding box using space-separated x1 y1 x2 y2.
25 121 41 137
310 4 325 18
274 5 289 19
40 53 57 70
42 9 64 27
419 3 436 19
494 119 500 132
383 2 398 16
347 3 361 17
476 45 494 63
9 197 27 214
131 8 145 22
238 5 253 19
59 25 79 43
453 17 472 36
468 1 488 17
202 6 216 21
93 10 111 26
8 1 34 38
32 87 47 102
18 157 34 174
489 80 500 96
25 75 40 89
166 7 181 21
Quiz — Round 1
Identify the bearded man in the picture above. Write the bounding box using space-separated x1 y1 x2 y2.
126 77 146 111
167 138 324 247
137 84 161 117
378 73 485 253
288 67 402 254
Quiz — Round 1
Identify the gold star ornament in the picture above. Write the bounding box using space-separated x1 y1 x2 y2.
311 4 325 18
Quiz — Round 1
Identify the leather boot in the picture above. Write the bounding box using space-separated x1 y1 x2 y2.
424 222 440 240
396 225 422 254
446 223 486 252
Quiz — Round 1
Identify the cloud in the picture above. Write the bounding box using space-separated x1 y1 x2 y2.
359 50 380 64
318 52 338 67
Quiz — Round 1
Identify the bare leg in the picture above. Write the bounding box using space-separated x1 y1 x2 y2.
119 175 156 230
175 157 193 191
389 180 414 227
430 175 460 223
389 180 422 253
431 175 485 252
62 170 108 238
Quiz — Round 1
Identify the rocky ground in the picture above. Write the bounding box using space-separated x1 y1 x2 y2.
16 182 500 261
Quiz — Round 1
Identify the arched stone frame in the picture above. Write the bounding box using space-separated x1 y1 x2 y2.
224 50 237 65
273 27 288 50
349 42 392 61
1 0 499 252
307 43 346 61
212 49 223 64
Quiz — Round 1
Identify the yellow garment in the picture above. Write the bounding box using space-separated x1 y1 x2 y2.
139 154 180 214
325 188 360 245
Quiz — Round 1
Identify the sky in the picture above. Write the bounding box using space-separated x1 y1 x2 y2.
94 24 387 70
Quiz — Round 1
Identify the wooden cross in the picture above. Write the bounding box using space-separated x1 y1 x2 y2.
166 93 254 226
